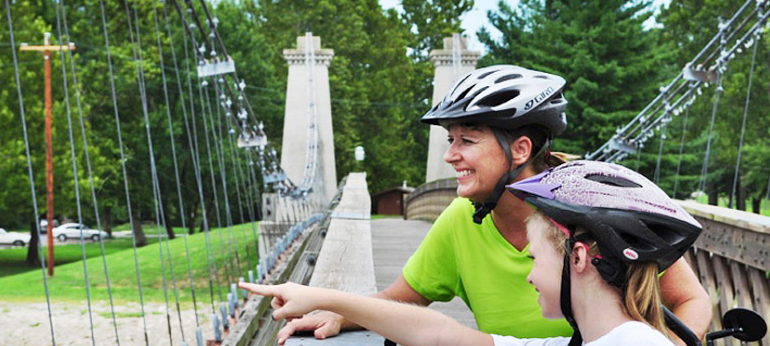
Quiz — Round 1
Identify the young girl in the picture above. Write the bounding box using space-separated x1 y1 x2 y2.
240 160 702 346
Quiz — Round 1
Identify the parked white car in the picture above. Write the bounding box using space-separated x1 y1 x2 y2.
52 223 108 242
0 228 32 246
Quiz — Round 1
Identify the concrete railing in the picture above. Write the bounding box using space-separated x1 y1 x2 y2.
404 178 457 222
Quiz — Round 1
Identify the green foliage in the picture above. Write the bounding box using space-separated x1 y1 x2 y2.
250 0 467 193
479 0 670 156
654 0 770 209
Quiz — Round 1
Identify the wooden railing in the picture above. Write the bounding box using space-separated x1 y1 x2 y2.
403 178 457 222
678 201 770 346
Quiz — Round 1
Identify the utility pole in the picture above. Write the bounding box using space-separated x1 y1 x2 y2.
20 32 75 277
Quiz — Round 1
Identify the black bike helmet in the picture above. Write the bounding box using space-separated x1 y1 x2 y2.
508 160 702 274
421 65 569 223
507 160 702 346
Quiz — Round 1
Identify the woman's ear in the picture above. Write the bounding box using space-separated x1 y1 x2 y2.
571 242 590 273
510 135 533 165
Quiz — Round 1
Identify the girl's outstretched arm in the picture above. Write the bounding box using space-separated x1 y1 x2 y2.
239 282 492 346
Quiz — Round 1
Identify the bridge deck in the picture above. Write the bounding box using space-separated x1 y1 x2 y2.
371 218 477 329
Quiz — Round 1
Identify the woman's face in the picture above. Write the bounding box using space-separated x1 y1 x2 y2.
526 230 564 319
443 124 510 202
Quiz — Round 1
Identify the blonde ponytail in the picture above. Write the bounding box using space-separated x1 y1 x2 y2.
624 262 668 336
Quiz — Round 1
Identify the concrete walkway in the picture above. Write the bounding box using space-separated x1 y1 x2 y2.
370 218 477 329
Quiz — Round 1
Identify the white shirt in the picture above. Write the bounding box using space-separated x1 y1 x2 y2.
492 321 675 346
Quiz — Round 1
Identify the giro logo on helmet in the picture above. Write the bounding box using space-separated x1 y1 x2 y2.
524 87 555 111
623 248 639 260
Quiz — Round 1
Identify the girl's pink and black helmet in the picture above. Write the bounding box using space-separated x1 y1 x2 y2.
507 160 702 279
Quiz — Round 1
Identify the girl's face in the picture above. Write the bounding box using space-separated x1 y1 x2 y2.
443 124 510 202
526 230 564 319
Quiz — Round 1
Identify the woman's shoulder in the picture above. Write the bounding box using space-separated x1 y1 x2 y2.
588 321 675 346
433 198 476 224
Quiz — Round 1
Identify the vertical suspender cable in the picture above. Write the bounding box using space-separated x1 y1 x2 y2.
205 85 258 271
200 78 241 284
58 0 120 342
99 1 150 343
152 0 201 330
654 125 667 184
123 0 180 341
5 2 57 343
163 2 225 311
729 33 759 209
52 1 97 343
698 70 724 195
673 107 691 198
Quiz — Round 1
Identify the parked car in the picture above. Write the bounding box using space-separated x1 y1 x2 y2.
52 223 108 242
0 228 31 246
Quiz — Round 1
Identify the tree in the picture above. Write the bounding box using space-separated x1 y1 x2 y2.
657 0 770 210
250 0 459 193
478 0 670 157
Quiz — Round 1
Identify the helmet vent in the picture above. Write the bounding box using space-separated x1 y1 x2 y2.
455 86 475 103
478 70 497 79
495 74 522 83
451 74 472 95
585 174 642 188
533 75 550 79
476 89 519 108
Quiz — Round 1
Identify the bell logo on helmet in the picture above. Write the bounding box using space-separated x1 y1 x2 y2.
524 87 555 110
623 248 639 260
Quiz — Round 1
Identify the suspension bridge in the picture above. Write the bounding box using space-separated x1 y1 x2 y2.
1 0 769 345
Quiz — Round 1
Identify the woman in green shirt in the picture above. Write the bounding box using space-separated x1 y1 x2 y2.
277 65 711 345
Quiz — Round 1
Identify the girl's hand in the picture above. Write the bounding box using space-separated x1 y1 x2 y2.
239 282 324 321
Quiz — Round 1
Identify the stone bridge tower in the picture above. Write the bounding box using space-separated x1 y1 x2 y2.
281 34 337 202
425 35 480 182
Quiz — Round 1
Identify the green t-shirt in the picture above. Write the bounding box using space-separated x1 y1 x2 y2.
403 198 573 338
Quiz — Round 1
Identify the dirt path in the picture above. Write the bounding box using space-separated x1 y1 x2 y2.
0 300 219 345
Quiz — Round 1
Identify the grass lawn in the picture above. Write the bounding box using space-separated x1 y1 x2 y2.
0 222 260 306
371 214 403 220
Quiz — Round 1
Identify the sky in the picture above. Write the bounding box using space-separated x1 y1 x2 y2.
378 0 671 55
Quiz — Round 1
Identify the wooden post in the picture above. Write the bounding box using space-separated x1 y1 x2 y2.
19 32 75 277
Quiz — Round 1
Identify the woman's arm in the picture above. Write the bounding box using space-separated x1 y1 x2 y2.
240 282 491 346
659 258 712 345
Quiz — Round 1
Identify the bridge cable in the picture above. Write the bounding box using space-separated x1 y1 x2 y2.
673 107 691 198
197 77 245 286
52 1 97 342
209 79 238 290
697 68 725 195
206 83 260 275
98 0 150 343
153 0 202 332
166 3 227 340
57 0 121 342
122 0 182 341
5 2 57 344
729 31 760 209
162 1 222 320
149 0 198 341
653 125 667 184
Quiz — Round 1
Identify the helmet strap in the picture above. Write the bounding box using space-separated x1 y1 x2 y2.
471 129 552 224
561 233 583 346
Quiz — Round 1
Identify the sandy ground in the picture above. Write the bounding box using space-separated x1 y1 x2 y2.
0 300 222 346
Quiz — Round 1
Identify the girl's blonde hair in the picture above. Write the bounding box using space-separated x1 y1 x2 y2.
526 212 668 335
